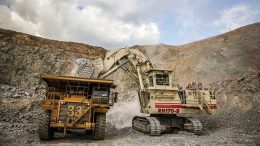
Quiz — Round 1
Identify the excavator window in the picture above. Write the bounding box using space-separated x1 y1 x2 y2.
149 76 154 87
155 74 169 86
210 91 216 99
178 90 187 104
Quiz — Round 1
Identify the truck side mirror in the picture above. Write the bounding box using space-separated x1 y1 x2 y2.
114 92 118 103
109 92 118 106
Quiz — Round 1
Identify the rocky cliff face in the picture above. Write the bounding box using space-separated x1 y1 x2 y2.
0 28 107 86
210 72 260 134
1 22 259 96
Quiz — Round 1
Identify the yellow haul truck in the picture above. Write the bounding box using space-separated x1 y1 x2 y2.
38 74 117 140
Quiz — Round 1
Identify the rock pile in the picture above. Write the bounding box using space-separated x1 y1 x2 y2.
204 72 260 134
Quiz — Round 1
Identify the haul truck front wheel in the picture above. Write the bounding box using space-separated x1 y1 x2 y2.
38 111 54 140
93 113 106 140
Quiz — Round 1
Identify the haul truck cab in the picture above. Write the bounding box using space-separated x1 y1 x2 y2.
38 73 117 140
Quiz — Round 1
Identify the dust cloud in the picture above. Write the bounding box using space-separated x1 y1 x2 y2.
107 97 146 129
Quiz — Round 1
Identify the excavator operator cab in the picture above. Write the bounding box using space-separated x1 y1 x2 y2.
145 69 173 88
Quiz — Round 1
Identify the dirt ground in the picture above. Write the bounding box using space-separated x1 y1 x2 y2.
0 100 259 146
48 130 259 146
47 128 259 146
1 122 259 146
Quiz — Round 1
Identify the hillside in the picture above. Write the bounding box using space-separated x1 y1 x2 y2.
0 28 107 86
136 22 260 85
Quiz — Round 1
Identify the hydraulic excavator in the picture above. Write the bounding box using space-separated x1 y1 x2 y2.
96 47 217 135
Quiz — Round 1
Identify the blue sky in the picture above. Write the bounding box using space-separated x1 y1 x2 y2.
0 0 259 48
157 0 260 45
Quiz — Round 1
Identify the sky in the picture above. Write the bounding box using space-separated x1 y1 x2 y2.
0 0 259 49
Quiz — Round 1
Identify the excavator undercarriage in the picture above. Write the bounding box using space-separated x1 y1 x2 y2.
132 115 203 136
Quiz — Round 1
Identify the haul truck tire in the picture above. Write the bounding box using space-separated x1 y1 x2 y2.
38 111 54 141
93 113 106 140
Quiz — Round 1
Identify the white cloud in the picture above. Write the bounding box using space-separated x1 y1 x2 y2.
1 0 258 48
0 0 160 49
214 3 260 32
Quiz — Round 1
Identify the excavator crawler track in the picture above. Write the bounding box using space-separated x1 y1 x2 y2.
184 117 203 135
132 116 161 136
133 116 204 136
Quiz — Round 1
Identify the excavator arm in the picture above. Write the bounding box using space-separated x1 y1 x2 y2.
98 47 154 90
